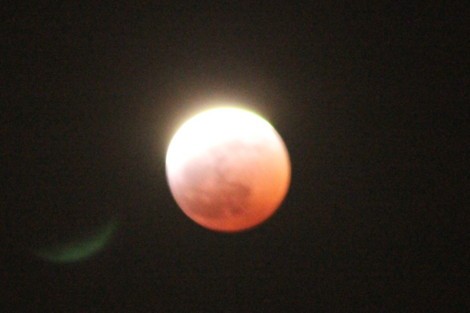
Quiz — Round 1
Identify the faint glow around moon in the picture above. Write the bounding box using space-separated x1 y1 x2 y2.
34 219 118 263
166 106 291 232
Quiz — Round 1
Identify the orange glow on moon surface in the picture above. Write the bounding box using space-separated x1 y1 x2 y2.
166 106 291 232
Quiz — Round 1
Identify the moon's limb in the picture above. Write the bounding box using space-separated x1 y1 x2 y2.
34 219 118 263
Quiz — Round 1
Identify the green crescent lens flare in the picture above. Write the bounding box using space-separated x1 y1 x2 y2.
34 219 118 263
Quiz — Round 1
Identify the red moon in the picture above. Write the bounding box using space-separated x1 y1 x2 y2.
165 106 291 232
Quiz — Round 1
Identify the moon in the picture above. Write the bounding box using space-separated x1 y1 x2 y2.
166 106 291 232
34 219 118 263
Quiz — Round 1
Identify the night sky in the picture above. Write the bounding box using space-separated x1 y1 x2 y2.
2 3 467 312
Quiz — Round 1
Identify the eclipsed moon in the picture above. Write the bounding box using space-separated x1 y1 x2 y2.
166 106 291 232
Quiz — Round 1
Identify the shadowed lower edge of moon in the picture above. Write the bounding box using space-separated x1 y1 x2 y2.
33 218 119 263
168 138 291 233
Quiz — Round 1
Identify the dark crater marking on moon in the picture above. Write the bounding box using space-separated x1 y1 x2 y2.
179 141 255 219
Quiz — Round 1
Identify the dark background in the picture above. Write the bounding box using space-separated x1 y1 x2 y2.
2 2 467 312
